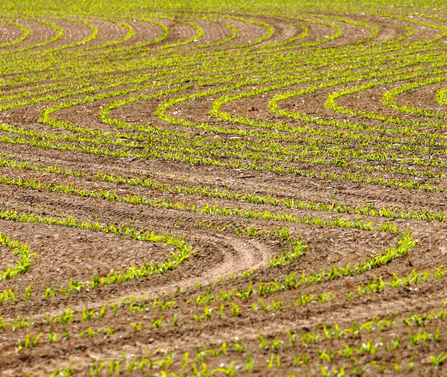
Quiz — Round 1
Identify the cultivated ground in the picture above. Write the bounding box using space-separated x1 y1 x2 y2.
0 2 447 376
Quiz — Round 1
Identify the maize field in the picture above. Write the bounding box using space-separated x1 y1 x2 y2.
0 0 447 375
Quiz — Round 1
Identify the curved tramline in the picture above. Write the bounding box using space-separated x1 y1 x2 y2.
1 1 447 376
